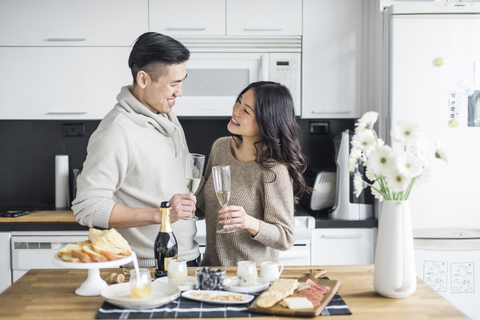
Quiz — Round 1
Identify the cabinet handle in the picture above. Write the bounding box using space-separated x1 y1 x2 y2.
47 111 87 115
45 38 87 42
311 111 351 114
244 28 283 31
322 234 363 238
166 28 206 31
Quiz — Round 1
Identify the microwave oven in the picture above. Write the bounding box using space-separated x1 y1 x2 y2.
171 37 301 117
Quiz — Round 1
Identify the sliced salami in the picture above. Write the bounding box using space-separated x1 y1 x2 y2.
295 287 324 306
306 279 331 294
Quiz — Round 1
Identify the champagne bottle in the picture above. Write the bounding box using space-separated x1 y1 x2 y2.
154 201 178 278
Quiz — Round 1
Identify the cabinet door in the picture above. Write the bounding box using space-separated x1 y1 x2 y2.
0 47 132 120
150 0 225 36
302 0 363 119
226 0 302 36
311 228 375 265
0 0 148 46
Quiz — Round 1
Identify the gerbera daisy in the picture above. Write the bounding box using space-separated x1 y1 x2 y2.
395 151 423 179
365 165 377 181
355 111 379 133
348 148 363 172
353 172 368 197
370 181 384 201
351 131 376 155
391 119 422 146
367 145 395 176
415 166 432 186
385 169 411 193
435 141 448 163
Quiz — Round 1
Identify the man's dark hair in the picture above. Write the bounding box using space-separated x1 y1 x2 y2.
128 32 190 83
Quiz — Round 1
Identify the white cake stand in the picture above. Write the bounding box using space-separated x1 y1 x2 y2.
52 254 133 296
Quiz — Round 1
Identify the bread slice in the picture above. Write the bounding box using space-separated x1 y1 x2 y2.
72 247 92 263
82 243 108 262
89 228 131 256
60 254 81 263
58 240 90 257
88 228 105 245
100 228 131 255
92 242 124 261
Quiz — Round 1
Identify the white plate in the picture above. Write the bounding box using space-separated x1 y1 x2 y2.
222 277 269 293
181 290 254 304
101 282 180 310
52 254 133 269
154 276 196 291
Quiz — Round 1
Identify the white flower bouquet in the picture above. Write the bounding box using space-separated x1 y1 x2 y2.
349 111 448 201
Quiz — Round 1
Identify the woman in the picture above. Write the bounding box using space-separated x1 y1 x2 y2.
196 81 311 267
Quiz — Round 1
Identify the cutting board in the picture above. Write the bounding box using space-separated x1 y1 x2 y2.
248 269 340 317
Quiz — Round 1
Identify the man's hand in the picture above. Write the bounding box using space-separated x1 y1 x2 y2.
169 193 197 223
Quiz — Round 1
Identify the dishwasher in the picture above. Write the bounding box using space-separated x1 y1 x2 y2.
11 231 89 283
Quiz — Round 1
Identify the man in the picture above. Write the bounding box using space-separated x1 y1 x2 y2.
72 32 199 268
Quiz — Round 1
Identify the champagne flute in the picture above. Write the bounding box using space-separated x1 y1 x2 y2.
212 165 237 233
183 153 205 221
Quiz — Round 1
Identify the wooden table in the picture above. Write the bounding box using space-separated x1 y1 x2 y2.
0 265 467 320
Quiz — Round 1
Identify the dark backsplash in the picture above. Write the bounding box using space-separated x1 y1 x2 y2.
0 118 355 208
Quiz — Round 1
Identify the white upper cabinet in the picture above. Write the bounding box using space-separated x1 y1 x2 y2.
226 0 302 36
150 0 302 37
0 47 132 120
302 0 364 119
0 0 148 46
150 0 225 36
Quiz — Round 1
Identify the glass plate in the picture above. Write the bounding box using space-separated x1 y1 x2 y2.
154 276 196 291
222 277 269 293
181 290 254 304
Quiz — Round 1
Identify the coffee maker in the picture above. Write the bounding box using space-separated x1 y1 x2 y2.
329 130 373 220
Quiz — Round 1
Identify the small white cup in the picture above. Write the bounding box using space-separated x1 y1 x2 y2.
260 261 284 283
168 259 188 286
237 261 257 287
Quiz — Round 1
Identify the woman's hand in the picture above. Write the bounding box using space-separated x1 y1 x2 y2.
219 205 260 236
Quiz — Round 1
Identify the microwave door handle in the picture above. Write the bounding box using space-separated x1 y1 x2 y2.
259 54 269 81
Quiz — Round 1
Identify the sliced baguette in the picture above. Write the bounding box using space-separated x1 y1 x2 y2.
88 228 131 256
100 228 131 255
92 243 124 261
82 243 108 262
72 247 93 263
58 240 90 257
60 254 81 263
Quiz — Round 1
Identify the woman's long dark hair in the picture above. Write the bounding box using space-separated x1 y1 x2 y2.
232 81 312 202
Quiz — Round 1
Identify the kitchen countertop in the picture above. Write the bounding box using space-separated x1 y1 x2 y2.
0 265 466 319
295 205 378 229
0 206 377 232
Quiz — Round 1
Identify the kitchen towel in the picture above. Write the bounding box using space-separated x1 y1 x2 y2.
55 155 70 209
96 280 352 319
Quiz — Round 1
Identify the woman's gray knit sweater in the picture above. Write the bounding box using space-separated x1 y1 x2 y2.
197 137 295 267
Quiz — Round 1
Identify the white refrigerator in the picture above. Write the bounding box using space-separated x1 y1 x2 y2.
383 3 480 319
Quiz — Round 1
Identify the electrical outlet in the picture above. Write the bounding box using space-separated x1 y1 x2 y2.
63 123 85 137
309 122 329 134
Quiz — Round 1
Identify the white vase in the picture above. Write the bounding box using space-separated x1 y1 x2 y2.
373 200 417 298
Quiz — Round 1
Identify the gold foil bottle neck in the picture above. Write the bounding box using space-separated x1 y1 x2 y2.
159 202 173 233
